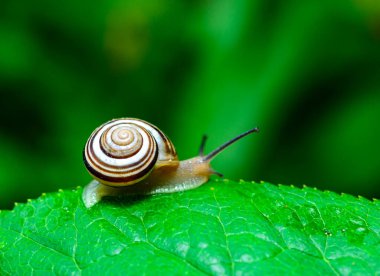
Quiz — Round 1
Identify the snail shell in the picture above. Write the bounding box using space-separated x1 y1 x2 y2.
83 118 177 187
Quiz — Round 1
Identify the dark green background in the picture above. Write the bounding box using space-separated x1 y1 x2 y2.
1 1 379 209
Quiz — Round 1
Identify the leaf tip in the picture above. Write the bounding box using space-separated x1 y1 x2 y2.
356 194 374 203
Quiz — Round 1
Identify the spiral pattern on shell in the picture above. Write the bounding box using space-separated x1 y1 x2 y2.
84 118 177 187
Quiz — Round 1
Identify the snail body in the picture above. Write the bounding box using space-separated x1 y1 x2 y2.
82 118 259 208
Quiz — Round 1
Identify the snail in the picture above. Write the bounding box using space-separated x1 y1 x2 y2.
82 118 259 208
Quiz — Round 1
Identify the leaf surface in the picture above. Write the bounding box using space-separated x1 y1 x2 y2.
0 180 379 275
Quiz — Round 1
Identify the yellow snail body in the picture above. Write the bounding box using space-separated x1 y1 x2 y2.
82 118 259 208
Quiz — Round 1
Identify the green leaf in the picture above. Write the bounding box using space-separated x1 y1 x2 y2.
0 180 379 275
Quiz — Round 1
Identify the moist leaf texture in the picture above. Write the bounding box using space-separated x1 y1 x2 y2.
0 180 379 275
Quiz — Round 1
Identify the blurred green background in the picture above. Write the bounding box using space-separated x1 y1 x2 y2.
1 1 379 209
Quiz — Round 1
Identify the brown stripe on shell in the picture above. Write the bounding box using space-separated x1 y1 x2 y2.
85 131 156 174
99 122 143 159
83 145 158 186
131 118 177 161
83 122 158 186
86 135 155 174
86 133 156 175
83 118 178 187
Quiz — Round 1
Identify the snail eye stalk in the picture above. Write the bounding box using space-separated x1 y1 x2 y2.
202 127 259 162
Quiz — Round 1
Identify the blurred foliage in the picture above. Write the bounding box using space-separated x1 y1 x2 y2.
0 0 379 209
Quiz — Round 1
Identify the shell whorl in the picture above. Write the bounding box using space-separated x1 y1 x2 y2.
84 118 177 187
